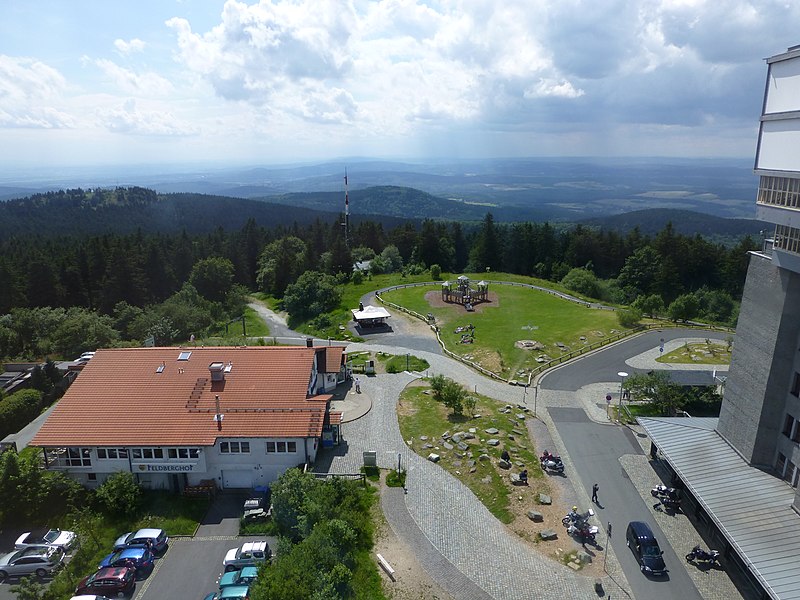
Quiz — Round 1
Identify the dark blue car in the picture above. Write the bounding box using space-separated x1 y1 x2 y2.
99 546 155 574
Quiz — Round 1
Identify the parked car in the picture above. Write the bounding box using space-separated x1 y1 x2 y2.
70 596 114 600
219 566 258 589
626 521 667 575
15 527 77 550
99 546 154 574
75 566 135 597
223 541 270 571
203 585 250 600
113 528 169 555
0 546 64 581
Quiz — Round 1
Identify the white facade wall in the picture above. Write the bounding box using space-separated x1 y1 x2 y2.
46 436 319 490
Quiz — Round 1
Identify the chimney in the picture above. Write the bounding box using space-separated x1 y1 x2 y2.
306 337 313 348
209 362 225 382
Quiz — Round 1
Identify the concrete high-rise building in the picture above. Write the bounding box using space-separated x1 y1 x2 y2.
639 45 800 600
718 44 800 507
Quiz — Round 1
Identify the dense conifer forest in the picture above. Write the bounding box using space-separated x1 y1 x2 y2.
0 186 757 361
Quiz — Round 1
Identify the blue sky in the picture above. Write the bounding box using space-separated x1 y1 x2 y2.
1 0 797 167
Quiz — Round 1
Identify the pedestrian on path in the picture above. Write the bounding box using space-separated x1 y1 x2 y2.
355 377 361 393
592 482 599 504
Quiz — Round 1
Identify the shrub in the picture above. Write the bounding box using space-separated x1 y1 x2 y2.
95 471 142 517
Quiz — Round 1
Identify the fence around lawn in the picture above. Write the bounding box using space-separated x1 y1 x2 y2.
375 280 734 385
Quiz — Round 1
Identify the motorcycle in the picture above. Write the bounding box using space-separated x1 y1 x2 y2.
562 508 594 527
567 522 598 543
541 457 565 473
540 452 565 473
651 484 678 498
686 544 720 566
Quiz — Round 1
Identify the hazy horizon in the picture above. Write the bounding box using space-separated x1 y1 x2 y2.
2 1 797 169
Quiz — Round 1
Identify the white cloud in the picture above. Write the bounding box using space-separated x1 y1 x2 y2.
0 55 75 128
94 59 174 96
114 38 146 56
96 99 197 136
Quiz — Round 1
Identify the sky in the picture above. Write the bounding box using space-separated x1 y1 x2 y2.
1 0 798 168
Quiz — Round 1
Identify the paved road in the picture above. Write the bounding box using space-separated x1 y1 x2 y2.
549 407 702 600
543 328 729 391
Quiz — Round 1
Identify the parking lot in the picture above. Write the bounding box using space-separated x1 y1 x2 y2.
0 494 276 600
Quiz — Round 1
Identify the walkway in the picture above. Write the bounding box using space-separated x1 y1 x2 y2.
324 346 620 600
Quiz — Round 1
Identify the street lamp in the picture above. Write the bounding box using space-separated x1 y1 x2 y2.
617 371 628 417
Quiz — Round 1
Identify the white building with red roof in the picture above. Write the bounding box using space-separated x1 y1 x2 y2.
31 345 345 491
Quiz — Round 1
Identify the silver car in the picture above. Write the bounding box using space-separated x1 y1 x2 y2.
0 546 64 580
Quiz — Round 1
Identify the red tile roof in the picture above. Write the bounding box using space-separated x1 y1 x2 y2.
320 346 345 373
31 347 332 447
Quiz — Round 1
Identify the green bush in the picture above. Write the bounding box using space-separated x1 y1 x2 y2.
95 471 142 517
386 469 406 488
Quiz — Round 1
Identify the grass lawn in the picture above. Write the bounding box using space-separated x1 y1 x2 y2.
383 278 627 379
657 341 731 365
397 383 544 524
376 351 430 373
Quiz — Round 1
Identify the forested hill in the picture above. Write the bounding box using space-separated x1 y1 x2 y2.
256 186 558 222
581 208 764 239
0 187 410 240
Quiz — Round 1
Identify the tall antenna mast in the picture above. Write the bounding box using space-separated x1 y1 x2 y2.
343 168 350 248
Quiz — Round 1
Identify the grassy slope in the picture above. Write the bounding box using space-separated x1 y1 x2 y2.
382 279 625 378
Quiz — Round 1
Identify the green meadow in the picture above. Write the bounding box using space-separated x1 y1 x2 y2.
382 279 626 379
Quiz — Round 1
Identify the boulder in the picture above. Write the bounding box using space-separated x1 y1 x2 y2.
427 453 440 462
485 427 499 435
487 439 500 446
462 432 475 440
457 442 469 451
443 442 454 450
468 428 477 434
527 511 543 522
478 454 490 461
498 459 511 470
539 529 558 541
539 494 552 505
577 550 592 564
516 413 526 420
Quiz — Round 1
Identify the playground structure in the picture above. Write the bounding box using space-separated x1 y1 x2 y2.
441 276 489 310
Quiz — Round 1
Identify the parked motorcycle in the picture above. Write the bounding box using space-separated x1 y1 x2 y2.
686 544 720 566
562 508 594 527
658 495 681 511
541 457 565 473
651 484 678 498
567 523 598 544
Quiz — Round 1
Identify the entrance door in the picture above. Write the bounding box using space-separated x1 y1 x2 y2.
223 470 253 489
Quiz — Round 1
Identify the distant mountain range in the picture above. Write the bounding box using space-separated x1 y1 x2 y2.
0 184 765 244
0 156 760 222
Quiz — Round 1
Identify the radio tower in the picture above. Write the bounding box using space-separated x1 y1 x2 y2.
343 168 350 248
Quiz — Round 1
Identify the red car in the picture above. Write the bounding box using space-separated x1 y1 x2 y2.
75 566 135 596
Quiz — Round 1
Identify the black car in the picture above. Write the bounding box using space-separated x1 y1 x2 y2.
626 521 667 575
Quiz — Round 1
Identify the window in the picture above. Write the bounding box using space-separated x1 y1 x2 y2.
785 461 797 484
783 414 795 437
88 473 97 481
267 441 297 453
96 448 129 459
189 448 200 458
168 448 177 459
777 453 787 476
132 449 142 459
792 373 800 398
178 448 189 459
178 351 192 361
220 441 249 454
66 448 91 467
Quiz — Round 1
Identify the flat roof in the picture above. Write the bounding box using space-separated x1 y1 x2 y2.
639 417 800 600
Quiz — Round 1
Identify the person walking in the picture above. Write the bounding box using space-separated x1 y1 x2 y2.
591 482 599 504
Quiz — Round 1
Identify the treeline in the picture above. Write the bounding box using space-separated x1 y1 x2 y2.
0 187 758 359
